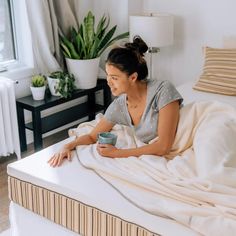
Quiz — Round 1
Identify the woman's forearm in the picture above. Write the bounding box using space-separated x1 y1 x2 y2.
114 140 170 158
64 134 96 150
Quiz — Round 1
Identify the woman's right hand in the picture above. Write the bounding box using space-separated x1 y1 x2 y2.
47 147 72 167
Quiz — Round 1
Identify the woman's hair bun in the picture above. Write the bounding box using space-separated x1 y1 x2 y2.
125 36 148 56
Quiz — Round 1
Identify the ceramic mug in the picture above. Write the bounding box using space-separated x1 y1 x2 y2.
97 132 117 146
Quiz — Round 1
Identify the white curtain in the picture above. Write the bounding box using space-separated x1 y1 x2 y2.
25 0 79 74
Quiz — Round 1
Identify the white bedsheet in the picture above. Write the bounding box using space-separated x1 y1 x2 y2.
76 101 236 236
177 81 236 107
7 138 198 236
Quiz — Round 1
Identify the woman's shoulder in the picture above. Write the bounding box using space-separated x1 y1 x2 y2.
148 79 174 89
147 79 183 109
147 79 175 95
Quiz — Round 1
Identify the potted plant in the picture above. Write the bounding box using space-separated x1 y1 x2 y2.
60 11 129 89
30 75 46 100
47 71 76 98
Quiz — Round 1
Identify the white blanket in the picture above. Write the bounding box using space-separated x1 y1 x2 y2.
73 101 236 236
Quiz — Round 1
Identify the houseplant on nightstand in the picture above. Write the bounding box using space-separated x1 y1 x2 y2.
47 71 76 98
60 11 129 89
30 75 46 100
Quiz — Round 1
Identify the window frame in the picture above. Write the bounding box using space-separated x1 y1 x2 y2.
0 0 16 70
0 0 35 80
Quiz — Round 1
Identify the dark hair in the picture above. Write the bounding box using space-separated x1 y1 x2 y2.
106 36 148 81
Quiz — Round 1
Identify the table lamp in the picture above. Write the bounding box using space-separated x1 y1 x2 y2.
129 13 174 79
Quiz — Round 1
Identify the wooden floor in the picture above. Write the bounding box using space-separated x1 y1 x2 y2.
0 129 68 233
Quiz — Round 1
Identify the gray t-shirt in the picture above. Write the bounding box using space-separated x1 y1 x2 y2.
104 79 183 143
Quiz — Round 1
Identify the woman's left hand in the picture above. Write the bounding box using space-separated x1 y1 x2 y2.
96 143 118 158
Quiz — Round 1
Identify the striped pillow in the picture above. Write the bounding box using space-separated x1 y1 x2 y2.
193 47 236 96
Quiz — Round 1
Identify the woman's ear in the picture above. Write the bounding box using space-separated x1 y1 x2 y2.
129 72 138 82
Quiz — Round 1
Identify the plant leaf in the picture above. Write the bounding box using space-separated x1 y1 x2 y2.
60 42 71 58
75 35 82 56
103 14 110 33
85 11 95 48
60 35 80 59
98 15 110 41
90 37 100 58
82 12 90 48
95 15 106 37
97 25 116 52
78 34 87 58
98 31 129 56
71 27 78 43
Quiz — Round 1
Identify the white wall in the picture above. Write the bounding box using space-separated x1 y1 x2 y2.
143 0 236 86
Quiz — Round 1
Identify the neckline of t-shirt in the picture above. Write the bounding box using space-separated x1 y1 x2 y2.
124 80 151 128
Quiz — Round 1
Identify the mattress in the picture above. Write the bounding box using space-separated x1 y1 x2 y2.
177 81 236 107
7 137 198 236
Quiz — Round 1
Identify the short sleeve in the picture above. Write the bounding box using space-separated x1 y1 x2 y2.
104 96 129 125
154 81 183 111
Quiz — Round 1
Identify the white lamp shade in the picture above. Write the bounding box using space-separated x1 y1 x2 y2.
129 13 174 48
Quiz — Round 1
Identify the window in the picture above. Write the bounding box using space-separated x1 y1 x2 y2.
0 0 16 70
0 0 34 80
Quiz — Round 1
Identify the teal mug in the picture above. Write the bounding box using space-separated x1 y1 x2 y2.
97 132 117 146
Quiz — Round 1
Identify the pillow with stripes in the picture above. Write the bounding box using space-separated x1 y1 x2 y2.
193 47 236 96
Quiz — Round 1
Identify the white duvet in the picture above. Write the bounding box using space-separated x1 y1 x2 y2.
74 101 236 236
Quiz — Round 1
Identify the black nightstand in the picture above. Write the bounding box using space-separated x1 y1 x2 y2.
16 79 111 151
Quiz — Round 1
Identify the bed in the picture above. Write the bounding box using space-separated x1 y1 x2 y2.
7 82 236 236
177 81 236 107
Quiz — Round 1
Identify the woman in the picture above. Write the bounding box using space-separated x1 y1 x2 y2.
48 37 183 167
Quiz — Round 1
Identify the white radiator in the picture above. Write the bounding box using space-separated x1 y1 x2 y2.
0 77 21 159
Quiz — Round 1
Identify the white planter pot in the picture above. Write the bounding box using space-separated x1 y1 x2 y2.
30 86 46 100
47 77 60 96
66 57 100 89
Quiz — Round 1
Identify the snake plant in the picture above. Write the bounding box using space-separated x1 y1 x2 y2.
60 11 129 60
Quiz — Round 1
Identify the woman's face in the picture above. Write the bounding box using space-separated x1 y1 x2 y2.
105 64 132 96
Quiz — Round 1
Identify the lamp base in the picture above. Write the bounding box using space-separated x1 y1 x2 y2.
147 47 160 80
148 47 160 53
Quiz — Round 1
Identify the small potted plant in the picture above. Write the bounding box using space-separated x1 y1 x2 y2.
47 71 76 98
30 75 46 100
47 72 61 96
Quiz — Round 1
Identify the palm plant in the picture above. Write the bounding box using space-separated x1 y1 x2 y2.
60 11 129 60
